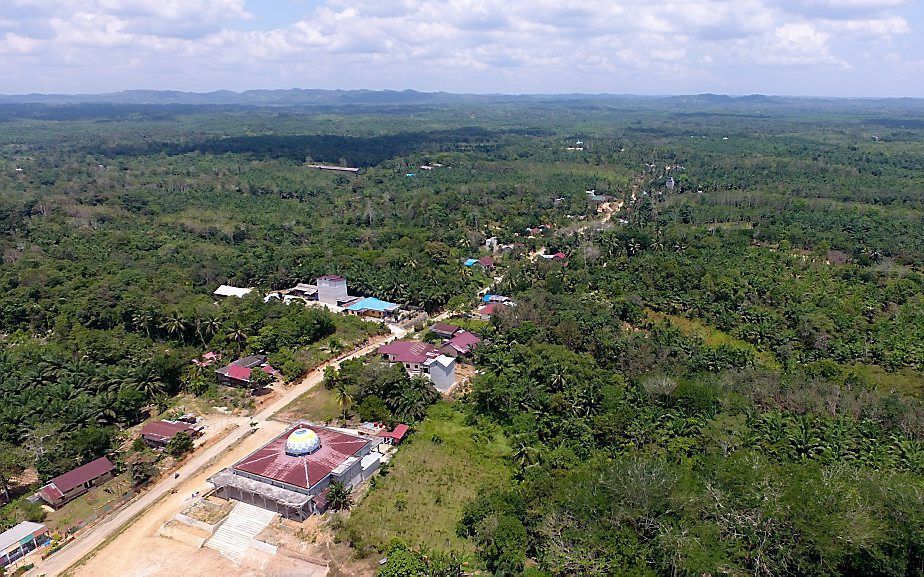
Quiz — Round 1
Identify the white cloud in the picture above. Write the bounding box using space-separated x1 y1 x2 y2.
0 0 918 94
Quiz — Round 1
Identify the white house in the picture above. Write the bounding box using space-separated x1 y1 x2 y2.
214 285 254 298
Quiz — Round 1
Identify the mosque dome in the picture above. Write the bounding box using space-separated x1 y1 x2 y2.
285 427 321 456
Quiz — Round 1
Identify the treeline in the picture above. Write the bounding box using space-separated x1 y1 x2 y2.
458 290 924 576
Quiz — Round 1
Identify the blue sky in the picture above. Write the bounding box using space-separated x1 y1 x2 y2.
0 0 921 96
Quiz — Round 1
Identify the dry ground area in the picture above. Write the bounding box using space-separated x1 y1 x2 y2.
61 421 306 577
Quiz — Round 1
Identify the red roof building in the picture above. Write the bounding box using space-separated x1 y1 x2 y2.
431 322 460 338
476 302 508 319
233 424 371 490
377 340 439 365
141 420 199 448
477 256 495 269
379 424 409 445
441 331 481 356
215 355 276 388
209 423 378 520
37 457 115 508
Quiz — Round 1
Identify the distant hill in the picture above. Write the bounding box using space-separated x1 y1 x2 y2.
0 89 921 112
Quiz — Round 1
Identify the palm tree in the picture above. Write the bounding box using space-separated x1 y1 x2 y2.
512 439 540 472
334 383 354 420
161 311 188 342
196 316 221 346
325 481 353 510
226 323 248 355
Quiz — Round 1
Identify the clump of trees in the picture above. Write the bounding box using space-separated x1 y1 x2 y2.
324 359 439 424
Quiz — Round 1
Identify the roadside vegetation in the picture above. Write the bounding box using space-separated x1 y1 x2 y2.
1 97 923 576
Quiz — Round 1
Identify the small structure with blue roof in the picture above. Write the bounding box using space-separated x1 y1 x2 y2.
463 258 479 267
345 297 400 319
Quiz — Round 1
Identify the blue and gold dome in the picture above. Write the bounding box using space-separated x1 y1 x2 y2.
285 428 321 456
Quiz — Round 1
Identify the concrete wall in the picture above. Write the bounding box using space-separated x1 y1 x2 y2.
317 278 348 305
427 362 456 393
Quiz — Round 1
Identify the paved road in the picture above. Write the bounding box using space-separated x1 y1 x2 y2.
29 335 394 577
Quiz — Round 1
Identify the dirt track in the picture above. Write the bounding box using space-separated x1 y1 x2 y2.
28 336 394 577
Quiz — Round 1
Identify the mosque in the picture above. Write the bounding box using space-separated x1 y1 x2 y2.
208 423 382 520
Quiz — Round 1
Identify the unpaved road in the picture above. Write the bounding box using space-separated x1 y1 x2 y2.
28 335 395 577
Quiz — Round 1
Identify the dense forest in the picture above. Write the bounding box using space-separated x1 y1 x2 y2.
1 97 923 575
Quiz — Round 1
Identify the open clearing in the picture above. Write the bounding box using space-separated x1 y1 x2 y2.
341 402 511 556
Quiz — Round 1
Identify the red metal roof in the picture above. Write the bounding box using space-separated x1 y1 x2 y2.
141 421 196 443
48 456 114 494
380 424 409 440
477 256 495 267
226 364 252 381
448 331 481 353
432 322 460 335
233 424 371 490
38 484 63 502
377 340 438 364
478 302 499 316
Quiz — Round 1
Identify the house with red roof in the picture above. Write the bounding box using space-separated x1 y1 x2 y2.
430 322 460 339
377 341 439 373
208 423 379 520
379 424 409 445
215 355 279 388
36 457 115 509
476 302 509 320
377 340 458 391
440 330 481 357
476 256 495 270
141 420 201 449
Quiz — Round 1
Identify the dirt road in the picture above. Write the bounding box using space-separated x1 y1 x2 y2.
28 336 394 577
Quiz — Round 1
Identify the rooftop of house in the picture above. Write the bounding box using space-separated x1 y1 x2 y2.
44 456 114 495
232 423 372 491
432 322 460 335
378 340 439 364
477 256 495 267
0 522 46 552
463 258 479 266
446 331 481 353
141 420 197 443
214 285 254 298
346 297 399 313
379 424 409 441
479 302 507 316
424 354 456 369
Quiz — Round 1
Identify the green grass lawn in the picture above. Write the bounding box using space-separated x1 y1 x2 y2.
341 402 511 556
45 473 134 533
275 384 341 423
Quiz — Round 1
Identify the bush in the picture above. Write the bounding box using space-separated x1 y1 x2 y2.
165 432 193 457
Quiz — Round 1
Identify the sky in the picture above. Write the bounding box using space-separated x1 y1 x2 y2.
0 0 922 97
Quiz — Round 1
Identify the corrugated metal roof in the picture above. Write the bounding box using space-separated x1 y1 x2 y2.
214 285 253 298
0 522 46 552
346 297 399 312
141 421 196 443
233 424 371 491
47 457 114 494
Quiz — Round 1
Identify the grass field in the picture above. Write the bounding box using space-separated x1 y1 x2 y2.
647 309 780 368
45 473 134 533
275 384 341 423
341 402 511 556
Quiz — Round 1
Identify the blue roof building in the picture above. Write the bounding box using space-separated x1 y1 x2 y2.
464 258 479 267
345 297 400 319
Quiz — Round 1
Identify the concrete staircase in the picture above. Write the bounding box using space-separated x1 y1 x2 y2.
204 501 277 563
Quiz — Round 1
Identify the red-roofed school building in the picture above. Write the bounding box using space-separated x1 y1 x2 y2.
36 457 115 509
